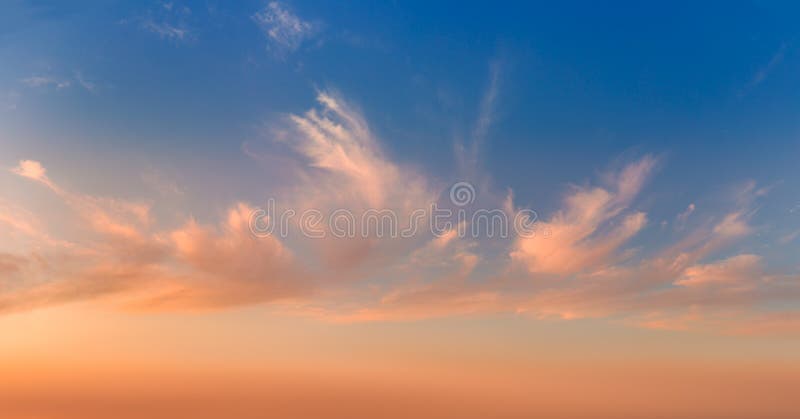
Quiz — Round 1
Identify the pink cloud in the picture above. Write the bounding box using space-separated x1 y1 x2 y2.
3 95 800 337
510 156 655 275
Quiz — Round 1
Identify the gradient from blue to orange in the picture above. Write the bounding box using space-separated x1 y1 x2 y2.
1 1 800 418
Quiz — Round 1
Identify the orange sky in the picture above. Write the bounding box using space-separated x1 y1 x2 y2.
3 3 800 416
1 304 799 418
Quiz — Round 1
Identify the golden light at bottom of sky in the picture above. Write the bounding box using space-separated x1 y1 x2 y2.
1 305 799 418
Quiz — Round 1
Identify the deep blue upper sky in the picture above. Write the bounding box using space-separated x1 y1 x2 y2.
2 1 799 264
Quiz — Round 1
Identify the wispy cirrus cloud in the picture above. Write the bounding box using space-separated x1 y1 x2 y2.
20 76 71 89
3 90 800 336
124 1 194 43
511 156 656 276
18 72 98 93
140 168 184 197
457 59 503 177
675 203 695 229
750 43 787 87
142 19 189 41
252 2 319 55
740 43 789 96
73 71 97 93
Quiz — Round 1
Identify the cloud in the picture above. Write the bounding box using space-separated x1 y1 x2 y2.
740 43 788 96
4 93 800 336
284 91 423 208
253 2 317 54
141 168 184 196
142 20 188 40
0 199 73 248
128 1 193 42
675 203 695 228
780 229 800 244
20 76 71 89
750 43 787 87
0 253 26 276
73 71 97 93
2 92 439 313
510 156 656 275
266 91 436 273
456 58 504 184
306 153 799 329
2 159 312 314
10 160 57 190
169 203 307 299
473 60 502 144
674 254 762 288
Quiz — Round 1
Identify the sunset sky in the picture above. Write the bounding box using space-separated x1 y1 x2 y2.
2 1 800 418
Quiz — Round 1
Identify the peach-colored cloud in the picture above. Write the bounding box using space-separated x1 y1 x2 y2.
256 91 440 275
10 160 56 190
3 146 790 336
318 169 796 328
3 94 800 338
511 156 655 275
2 160 311 314
674 254 762 288
169 203 308 298
0 253 26 275
283 91 432 211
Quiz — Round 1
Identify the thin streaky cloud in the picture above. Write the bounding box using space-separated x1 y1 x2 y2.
473 59 502 144
20 76 71 89
140 168 184 197
457 58 504 184
127 1 194 43
6 92 798 335
675 203 695 229
780 229 800 244
73 71 97 93
142 19 189 40
740 43 788 96
752 43 787 86
20 73 97 93
252 2 317 55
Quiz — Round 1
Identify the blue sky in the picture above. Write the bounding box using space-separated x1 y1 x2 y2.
1 1 800 328
6 3 800 417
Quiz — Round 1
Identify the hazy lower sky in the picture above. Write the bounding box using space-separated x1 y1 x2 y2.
1 1 800 418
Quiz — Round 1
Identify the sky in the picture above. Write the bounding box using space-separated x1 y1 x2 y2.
1 1 800 417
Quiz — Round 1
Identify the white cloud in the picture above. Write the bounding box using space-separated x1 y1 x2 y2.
19 73 98 93
130 2 193 42
253 2 317 54
21 76 71 89
142 20 189 40
74 71 97 92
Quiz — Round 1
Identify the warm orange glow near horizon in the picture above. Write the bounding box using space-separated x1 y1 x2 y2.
1 305 799 418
